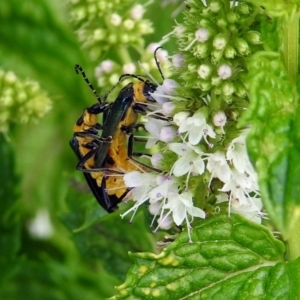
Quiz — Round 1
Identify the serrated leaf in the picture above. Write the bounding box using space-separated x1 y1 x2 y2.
240 51 299 239
110 214 288 299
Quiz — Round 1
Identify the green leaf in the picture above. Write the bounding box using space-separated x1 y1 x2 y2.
110 214 288 299
240 51 299 239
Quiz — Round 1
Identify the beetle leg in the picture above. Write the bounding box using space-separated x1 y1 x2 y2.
126 134 162 173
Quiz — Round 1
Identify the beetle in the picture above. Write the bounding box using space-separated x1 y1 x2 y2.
71 48 165 212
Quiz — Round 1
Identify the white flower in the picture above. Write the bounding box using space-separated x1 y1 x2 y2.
145 117 171 148
162 102 175 116
121 171 158 214
163 190 205 242
160 126 176 142
150 152 163 168
149 176 177 202
207 152 231 184
226 130 249 174
173 111 190 126
231 197 263 224
156 214 173 230
178 110 216 146
162 79 178 95
169 142 206 177
216 193 263 223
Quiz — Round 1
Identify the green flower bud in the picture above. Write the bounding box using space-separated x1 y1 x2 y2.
194 43 209 58
211 49 223 64
213 33 227 50
211 76 222 86
221 81 235 96
123 19 135 30
227 12 239 24
216 18 228 28
244 31 262 45
197 64 212 79
0 70 52 133
234 38 250 55
224 45 237 58
188 64 198 72
197 80 211 91
234 81 247 98
236 3 251 15
93 29 105 41
209 0 222 13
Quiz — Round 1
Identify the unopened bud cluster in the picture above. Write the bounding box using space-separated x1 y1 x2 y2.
69 0 154 61
0 70 52 134
175 0 263 105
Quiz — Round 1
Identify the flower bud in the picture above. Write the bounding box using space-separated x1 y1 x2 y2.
213 111 227 127
222 82 235 96
195 28 210 42
197 64 212 80
211 76 221 86
162 79 178 95
187 64 197 72
172 54 184 67
244 31 262 45
197 80 211 91
227 12 239 23
211 50 223 64
174 25 185 37
93 29 105 41
123 19 134 30
234 81 247 98
234 38 250 55
122 63 136 74
224 45 237 58
209 0 222 13
110 13 122 26
130 4 144 20
216 18 228 28
236 3 251 15
194 43 209 58
218 64 232 80
213 34 227 50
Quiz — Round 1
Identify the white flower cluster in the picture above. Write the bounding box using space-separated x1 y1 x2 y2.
120 78 262 241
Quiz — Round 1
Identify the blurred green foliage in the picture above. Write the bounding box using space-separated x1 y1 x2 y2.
0 0 176 298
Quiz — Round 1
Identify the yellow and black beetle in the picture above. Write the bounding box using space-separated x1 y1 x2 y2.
70 50 165 212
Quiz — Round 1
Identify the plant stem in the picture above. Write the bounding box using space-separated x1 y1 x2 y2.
282 13 299 84
283 12 300 261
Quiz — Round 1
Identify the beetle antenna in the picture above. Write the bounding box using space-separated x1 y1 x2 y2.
75 64 102 104
154 47 165 81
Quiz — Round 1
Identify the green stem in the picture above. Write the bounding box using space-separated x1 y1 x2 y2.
286 216 300 261
116 47 132 65
283 13 300 261
282 13 299 84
